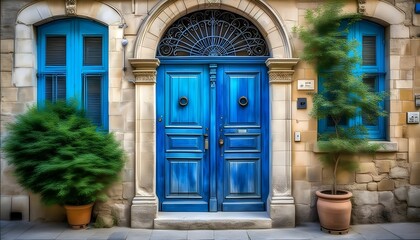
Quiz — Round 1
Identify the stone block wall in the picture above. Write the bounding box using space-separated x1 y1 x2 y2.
291 0 420 224
0 0 144 225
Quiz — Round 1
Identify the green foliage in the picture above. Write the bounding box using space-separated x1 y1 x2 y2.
295 0 387 194
3 100 125 205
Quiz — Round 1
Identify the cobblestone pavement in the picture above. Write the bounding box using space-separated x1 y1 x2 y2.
1 221 420 240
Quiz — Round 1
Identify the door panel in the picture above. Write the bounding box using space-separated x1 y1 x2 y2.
157 65 209 211
226 158 260 195
166 158 201 196
224 73 261 127
217 65 267 211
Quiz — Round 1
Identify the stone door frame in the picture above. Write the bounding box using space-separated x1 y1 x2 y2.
129 0 299 228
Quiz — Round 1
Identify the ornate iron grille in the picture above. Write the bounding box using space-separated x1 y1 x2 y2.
157 10 269 56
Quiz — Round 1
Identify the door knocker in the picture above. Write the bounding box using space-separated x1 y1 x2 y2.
238 96 248 107
179 96 188 106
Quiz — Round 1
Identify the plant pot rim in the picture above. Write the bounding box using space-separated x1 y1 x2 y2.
316 190 352 200
64 202 94 209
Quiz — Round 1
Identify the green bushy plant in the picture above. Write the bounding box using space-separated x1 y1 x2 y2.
3 100 125 205
294 0 387 194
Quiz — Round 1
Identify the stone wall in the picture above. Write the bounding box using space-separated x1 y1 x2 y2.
0 0 142 225
291 0 420 224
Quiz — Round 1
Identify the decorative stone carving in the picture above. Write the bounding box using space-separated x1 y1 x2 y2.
65 0 77 15
268 71 294 83
206 0 221 8
358 0 366 14
134 72 156 84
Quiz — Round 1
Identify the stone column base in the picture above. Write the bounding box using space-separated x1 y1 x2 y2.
268 196 295 228
131 196 158 228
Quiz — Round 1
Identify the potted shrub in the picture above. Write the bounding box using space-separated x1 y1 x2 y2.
3 100 125 229
295 0 387 234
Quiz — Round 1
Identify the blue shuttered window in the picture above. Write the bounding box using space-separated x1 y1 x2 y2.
37 19 108 130
318 20 386 139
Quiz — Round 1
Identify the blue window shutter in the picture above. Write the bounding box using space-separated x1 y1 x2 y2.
362 36 376 66
45 75 66 102
84 75 102 127
83 37 103 66
46 37 66 66
45 75 53 101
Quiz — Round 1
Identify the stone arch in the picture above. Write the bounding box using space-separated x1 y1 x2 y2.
356 0 405 25
133 0 293 59
16 0 123 26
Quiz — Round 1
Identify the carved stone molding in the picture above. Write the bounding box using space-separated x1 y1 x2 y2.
134 72 157 84
268 71 294 83
129 59 160 84
65 0 77 15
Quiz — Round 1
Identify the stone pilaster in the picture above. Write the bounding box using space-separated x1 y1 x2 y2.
266 58 299 227
129 59 160 228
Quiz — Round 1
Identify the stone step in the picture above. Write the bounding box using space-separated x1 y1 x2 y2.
154 212 272 230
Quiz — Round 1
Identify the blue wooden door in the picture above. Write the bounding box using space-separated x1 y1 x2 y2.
157 65 210 211
216 65 268 211
157 63 268 212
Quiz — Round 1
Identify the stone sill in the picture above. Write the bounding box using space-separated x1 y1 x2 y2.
313 141 398 153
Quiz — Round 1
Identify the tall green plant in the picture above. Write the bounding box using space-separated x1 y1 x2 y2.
3 100 125 205
295 1 387 194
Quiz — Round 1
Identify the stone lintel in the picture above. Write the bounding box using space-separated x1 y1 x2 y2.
131 195 158 228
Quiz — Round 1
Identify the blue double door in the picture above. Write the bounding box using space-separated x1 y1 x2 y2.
157 63 268 212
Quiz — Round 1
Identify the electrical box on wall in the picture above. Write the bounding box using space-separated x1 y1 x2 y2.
415 94 420 107
294 131 301 142
297 80 314 90
297 98 307 109
407 112 420 124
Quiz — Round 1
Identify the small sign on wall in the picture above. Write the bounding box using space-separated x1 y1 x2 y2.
407 112 420 124
297 80 314 90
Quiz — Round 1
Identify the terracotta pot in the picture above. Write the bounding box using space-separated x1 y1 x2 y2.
64 203 94 229
316 190 352 234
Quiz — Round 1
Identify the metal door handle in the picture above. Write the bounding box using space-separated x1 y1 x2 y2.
219 138 224 146
204 133 209 150
204 138 209 150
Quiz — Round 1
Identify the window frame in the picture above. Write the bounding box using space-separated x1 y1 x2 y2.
318 20 386 140
37 18 109 130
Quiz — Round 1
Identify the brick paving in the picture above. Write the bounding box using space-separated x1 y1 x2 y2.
1 221 420 240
